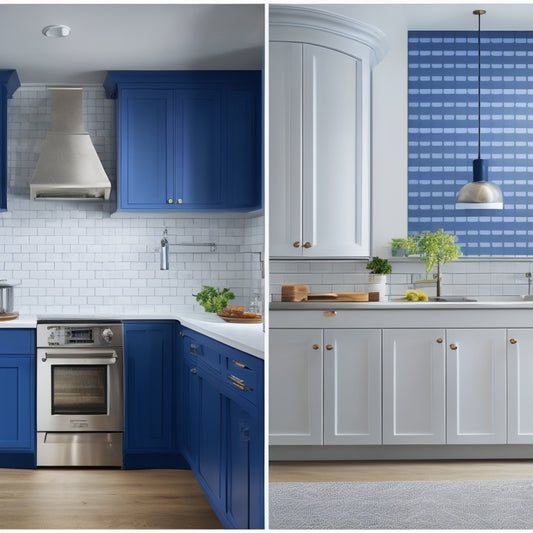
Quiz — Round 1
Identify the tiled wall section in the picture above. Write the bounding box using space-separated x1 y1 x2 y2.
270 258 533 301
2 85 264 315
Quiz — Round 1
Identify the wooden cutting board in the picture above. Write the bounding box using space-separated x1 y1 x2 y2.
0 312 18 321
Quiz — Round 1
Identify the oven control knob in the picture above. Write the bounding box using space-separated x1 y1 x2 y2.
101 328 114 343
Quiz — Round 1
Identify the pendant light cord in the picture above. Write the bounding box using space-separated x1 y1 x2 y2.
477 10 482 160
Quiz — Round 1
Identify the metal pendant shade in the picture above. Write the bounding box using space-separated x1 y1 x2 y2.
456 10 503 210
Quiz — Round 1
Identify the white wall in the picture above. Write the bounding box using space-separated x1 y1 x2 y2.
1 85 264 315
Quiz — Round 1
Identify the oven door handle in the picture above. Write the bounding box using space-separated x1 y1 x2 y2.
40 350 118 364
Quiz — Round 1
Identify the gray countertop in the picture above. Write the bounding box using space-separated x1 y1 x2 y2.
271 298 533 311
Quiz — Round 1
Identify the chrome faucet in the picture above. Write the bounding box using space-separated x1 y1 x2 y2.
413 273 441 297
526 272 532 296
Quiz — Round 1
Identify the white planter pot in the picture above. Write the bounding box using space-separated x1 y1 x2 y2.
367 274 388 301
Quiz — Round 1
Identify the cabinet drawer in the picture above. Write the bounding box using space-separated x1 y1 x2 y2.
0 329 35 355
183 335 222 373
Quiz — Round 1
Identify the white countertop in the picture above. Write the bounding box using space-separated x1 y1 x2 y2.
0 313 264 360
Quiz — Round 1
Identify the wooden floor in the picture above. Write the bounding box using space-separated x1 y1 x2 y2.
0 468 222 529
270 460 533 482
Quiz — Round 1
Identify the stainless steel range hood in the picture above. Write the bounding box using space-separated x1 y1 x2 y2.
30 88 111 200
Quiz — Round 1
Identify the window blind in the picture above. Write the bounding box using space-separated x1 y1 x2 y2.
408 30 533 255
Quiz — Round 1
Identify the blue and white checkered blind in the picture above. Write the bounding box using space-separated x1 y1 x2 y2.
408 31 533 255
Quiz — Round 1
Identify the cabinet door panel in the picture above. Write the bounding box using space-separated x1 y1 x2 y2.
0 86 5 211
302 44 369 257
124 322 177 454
269 329 323 445
508 329 533 443
447 329 507 444
269 42 303 257
178 90 222 208
0 356 33 450
196 371 224 510
225 84 262 210
227 399 251 528
120 89 174 208
383 329 446 444
323 329 381 444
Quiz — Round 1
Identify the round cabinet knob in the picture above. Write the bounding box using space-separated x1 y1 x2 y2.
293 241 301 248
449 344 458 351
101 328 114 343
167 198 174 204
177 198 183 205
326 344 334 351
190 368 197 374
436 338 443 344
312 344 320 350
303 242 312 249
510 338 518 345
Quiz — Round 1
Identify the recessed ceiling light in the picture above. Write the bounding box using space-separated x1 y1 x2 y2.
42 25 71 38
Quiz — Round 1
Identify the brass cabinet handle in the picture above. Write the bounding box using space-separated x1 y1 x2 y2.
436 338 443 344
324 311 337 317
293 241 300 248
312 344 320 350
228 374 252 392
450 344 458 351
510 338 518 345
303 242 311 248
232 359 248 369
325 344 333 351
168 198 174 204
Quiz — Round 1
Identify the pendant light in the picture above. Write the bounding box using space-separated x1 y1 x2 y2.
456 9 503 210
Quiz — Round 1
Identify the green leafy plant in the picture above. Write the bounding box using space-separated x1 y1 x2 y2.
366 256 392 275
194 286 235 313
410 229 461 297
390 237 417 257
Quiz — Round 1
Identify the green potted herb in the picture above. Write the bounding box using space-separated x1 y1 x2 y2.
390 237 416 257
194 286 235 313
410 229 461 297
366 257 392 301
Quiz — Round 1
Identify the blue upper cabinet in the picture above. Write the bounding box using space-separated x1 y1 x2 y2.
104 71 262 212
0 70 20 212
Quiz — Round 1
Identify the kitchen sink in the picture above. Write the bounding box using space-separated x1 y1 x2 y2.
428 296 478 302
427 295 533 302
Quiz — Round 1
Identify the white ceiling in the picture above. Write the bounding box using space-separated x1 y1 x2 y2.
0 4 264 85
313 3 533 31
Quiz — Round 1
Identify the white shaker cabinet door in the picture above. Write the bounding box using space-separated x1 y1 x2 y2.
507 329 533 444
269 329 323 445
301 44 370 258
323 329 381 445
269 41 303 258
447 329 507 444
382 329 446 444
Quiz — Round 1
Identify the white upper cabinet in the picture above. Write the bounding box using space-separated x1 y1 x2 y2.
269 6 387 258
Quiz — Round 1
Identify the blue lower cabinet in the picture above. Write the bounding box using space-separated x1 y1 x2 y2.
0 328 36 468
123 321 186 469
178 326 264 529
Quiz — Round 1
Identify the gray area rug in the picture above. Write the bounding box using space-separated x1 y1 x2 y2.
269 480 533 529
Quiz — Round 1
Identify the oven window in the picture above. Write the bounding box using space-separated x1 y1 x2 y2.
51 365 108 415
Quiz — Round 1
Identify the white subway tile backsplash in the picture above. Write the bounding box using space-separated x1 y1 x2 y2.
2 85 264 315
270 258 533 301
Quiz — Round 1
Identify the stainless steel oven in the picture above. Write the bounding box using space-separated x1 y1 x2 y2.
36 321 123 466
